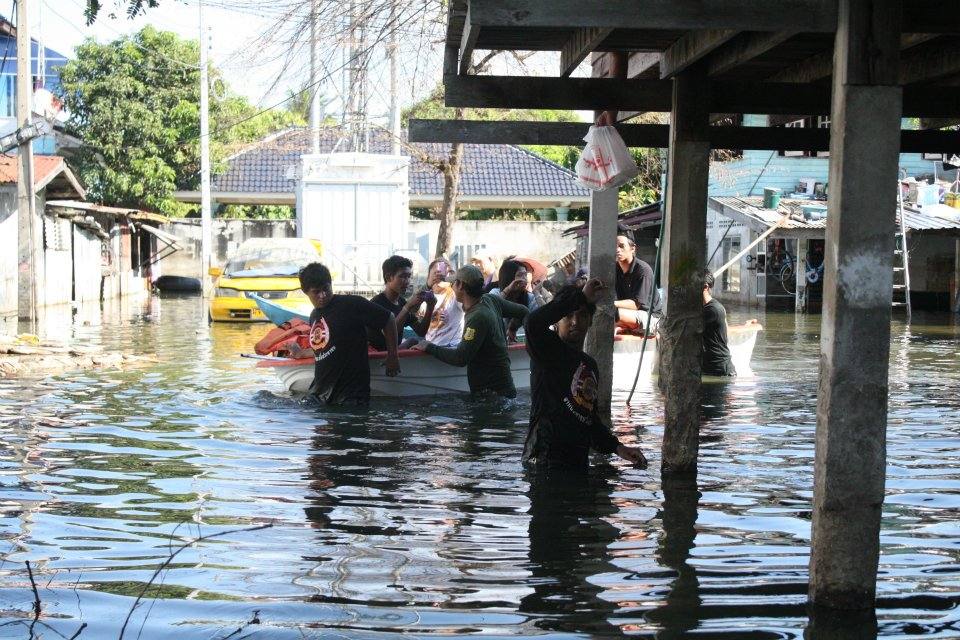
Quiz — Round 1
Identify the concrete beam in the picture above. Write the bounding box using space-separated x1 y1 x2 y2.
660 29 738 79
706 30 799 77
809 0 903 611
659 70 710 478
458 4 480 75
561 27 613 77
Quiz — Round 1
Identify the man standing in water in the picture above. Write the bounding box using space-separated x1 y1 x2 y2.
701 270 736 377
368 255 436 351
523 278 647 471
290 262 400 405
614 226 661 333
413 265 528 398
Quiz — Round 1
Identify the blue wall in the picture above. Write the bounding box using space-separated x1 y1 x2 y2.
708 114 940 197
0 32 68 154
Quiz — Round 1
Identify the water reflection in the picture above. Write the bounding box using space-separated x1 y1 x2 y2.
0 298 957 637
520 470 620 635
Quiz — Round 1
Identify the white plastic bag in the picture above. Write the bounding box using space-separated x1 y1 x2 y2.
575 125 639 191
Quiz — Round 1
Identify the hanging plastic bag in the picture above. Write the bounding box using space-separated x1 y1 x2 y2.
575 125 639 191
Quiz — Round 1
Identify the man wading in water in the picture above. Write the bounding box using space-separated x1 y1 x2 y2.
289 262 400 405
413 265 528 398
523 278 647 471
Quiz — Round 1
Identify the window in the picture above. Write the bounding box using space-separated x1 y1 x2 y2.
721 237 741 294
816 116 831 158
781 118 806 157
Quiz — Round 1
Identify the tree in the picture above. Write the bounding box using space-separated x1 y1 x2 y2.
83 0 160 24
403 80 586 258
57 26 304 216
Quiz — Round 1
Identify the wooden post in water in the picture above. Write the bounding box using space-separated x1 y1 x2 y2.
659 70 710 477
583 52 626 417
809 0 902 610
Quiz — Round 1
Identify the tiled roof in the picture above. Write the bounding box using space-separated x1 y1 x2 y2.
0 155 64 188
212 127 589 200
711 196 960 234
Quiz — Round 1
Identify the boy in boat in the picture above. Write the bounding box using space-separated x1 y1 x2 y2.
412 265 529 398
523 278 647 471
288 262 400 405
702 270 736 377
614 226 661 334
368 255 436 351
424 258 465 347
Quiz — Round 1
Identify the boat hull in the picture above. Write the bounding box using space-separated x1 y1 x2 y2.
259 345 531 396
258 324 762 396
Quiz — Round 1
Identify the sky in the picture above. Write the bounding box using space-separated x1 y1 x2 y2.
27 0 369 114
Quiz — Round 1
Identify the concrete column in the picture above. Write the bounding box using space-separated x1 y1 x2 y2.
583 186 618 415
809 0 903 610
659 70 710 477
583 52 626 416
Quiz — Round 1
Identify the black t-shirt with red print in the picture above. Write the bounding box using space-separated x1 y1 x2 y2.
308 295 391 405
522 288 620 469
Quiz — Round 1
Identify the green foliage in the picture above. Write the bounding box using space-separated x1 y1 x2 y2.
218 205 294 220
58 26 305 216
84 0 159 25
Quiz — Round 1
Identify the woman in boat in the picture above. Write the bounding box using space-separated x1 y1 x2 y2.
423 258 465 348
489 259 538 342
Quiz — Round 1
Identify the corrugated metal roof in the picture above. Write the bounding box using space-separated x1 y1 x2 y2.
711 196 960 234
212 127 590 201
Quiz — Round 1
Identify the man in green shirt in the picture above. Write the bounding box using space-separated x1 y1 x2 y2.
413 265 529 397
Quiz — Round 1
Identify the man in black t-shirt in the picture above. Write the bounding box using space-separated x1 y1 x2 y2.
701 270 736 377
614 227 661 334
368 255 436 351
523 279 647 471
289 262 400 405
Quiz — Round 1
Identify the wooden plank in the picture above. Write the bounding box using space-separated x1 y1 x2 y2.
628 51 660 78
443 74 960 118
660 29 738 78
468 0 838 33
458 4 480 75
560 27 613 77
706 30 799 77
409 119 960 153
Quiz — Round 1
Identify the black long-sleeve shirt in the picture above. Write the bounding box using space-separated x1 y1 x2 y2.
522 288 620 469
615 257 661 313
702 299 736 377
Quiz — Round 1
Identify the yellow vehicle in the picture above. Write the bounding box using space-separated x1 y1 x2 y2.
208 238 321 322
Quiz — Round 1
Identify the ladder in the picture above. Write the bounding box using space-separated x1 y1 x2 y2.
893 186 912 322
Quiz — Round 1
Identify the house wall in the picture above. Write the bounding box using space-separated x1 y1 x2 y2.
710 115 945 199
0 188 16 317
73 226 103 303
42 214 73 307
160 218 578 282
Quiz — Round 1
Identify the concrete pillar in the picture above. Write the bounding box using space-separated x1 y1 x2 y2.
809 0 902 610
659 70 710 477
583 186 618 415
583 52 626 416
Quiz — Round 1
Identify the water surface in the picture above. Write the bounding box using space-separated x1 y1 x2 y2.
0 297 957 638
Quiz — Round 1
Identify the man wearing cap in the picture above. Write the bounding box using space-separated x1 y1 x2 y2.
413 265 529 398
615 226 661 334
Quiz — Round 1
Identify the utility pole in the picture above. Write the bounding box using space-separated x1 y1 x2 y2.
388 0 400 155
199 1 212 296
309 0 320 154
17 0 38 325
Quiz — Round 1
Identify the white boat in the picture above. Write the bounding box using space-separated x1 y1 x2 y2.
257 344 532 396
256 322 763 396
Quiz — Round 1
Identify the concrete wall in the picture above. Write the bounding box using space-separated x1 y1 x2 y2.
0 189 16 317
160 218 578 281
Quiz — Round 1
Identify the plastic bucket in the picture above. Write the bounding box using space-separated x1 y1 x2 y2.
763 187 781 209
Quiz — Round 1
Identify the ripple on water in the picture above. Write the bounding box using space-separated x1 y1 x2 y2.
0 300 958 637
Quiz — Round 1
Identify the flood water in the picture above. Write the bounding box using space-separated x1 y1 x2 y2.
0 296 958 638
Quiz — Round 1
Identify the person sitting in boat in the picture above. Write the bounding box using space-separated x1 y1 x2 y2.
412 265 529 398
489 259 538 343
702 269 736 377
368 255 436 351
424 258 465 348
287 262 400 405
614 226 661 335
523 278 647 472
469 254 499 293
